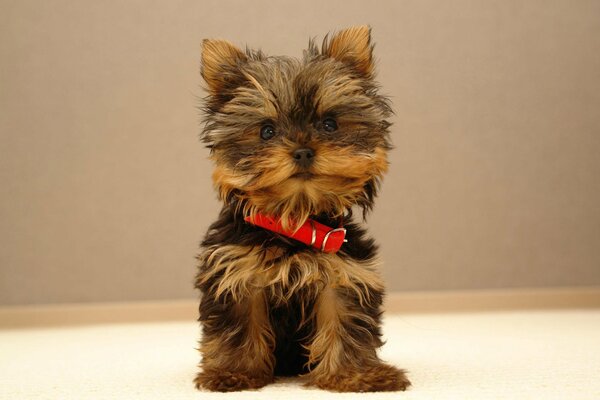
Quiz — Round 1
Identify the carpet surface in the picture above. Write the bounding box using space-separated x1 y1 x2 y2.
1 310 599 399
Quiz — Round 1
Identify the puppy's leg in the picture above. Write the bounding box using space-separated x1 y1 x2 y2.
194 290 275 392
305 286 410 392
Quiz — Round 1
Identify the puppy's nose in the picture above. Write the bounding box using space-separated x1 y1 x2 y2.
292 148 315 169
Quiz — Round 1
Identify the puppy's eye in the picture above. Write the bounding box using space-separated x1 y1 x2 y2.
322 118 338 133
260 124 276 140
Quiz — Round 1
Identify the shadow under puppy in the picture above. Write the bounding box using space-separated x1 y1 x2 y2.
194 26 410 392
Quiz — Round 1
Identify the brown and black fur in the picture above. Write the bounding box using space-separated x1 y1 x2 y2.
194 26 410 392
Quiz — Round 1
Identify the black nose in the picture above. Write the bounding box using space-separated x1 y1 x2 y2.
292 148 315 168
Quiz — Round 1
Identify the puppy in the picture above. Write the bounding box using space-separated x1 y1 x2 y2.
194 26 410 392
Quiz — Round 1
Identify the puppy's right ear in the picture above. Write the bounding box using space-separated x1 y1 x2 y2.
201 39 247 94
322 26 374 78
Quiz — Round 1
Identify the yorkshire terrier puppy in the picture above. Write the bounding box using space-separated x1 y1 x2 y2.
194 26 410 392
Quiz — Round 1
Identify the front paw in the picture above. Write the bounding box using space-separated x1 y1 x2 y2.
194 368 272 392
309 363 411 392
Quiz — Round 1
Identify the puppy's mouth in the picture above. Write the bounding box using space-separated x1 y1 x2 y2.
290 172 315 180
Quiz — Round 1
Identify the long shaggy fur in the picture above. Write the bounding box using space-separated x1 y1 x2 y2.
195 26 410 392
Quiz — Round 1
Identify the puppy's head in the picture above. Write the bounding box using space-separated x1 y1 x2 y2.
200 26 392 229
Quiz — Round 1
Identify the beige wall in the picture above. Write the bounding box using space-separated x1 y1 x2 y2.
1 0 599 305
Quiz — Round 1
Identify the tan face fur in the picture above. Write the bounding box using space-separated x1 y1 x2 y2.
200 26 392 229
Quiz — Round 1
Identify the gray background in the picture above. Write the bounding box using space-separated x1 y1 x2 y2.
1 0 599 305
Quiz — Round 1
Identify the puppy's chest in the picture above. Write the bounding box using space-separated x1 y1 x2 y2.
199 243 381 301
258 247 342 291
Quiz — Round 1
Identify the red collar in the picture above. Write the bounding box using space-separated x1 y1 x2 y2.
244 213 347 253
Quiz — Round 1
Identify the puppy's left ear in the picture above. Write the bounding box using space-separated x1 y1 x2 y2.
322 25 374 77
201 39 247 94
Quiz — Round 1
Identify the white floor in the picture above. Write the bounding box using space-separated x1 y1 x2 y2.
1 310 599 400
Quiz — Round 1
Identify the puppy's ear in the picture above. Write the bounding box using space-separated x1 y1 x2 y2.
201 39 247 94
322 25 374 77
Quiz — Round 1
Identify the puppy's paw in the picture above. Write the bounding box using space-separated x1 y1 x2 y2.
194 368 272 392
309 363 411 392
